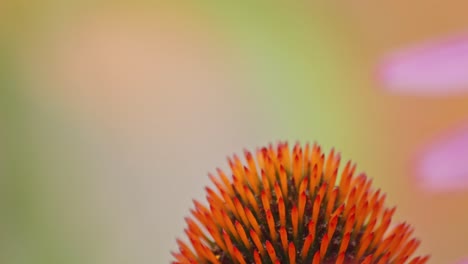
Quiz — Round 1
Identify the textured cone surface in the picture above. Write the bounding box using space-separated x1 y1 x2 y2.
172 142 428 264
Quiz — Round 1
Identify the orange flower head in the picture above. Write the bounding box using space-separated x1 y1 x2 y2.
172 142 429 264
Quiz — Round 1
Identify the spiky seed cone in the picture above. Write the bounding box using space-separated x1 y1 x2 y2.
172 142 429 264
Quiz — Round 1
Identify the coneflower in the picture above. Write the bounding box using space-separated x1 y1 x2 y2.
172 142 429 264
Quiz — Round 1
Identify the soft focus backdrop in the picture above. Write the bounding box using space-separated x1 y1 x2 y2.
2 2 468 264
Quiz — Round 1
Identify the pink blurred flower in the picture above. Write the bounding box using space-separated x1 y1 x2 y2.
414 125 468 192
379 33 468 96
378 32 468 192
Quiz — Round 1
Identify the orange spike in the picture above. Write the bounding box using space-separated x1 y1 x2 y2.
361 218 376 246
355 200 369 232
369 189 381 210
343 211 356 235
303 142 310 164
279 226 288 252
409 257 422 264
244 165 259 194
265 157 276 187
417 256 430 264
253 250 262 264
245 208 262 236
395 239 421 262
298 192 307 224
352 174 366 198
220 189 238 217
338 161 351 187
245 186 260 215
301 233 313 260
331 204 345 222
273 181 283 201
338 163 354 204
203 244 221 264
206 226 226 252
298 176 308 197
383 225 407 257
311 143 319 162
372 208 395 247
222 230 235 258
392 225 414 254
185 218 203 238
320 234 330 259
311 194 322 226
377 252 390 264
312 251 321 264
356 186 369 207
256 148 265 169
371 194 386 221
188 236 206 261
261 172 271 200
293 154 301 188
400 256 411 264
307 220 316 242
293 142 301 154
233 174 247 202
208 173 225 194
222 211 239 241
235 221 251 249
291 206 299 239
189 209 206 229
266 210 277 241
250 229 265 256
374 233 395 258
261 190 270 213
232 155 245 180
309 164 319 195
326 164 339 202
171 252 190 263
283 142 291 170
209 204 225 228
326 188 338 221
356 233 374 260
327 215 339 241
193 200 209 217
176 239 197 261
278 197 286 227
336 252 346 264
233 246 246 264
324 148 335 180
344 187 357 218
316 154 325 183
317 182 327 202
289 242 296 264
361 177 373 198
201 212 217 235
233 198 249 227
217 168 234 196
339 232 351 255
279 165 288 198
265 241 277 263
244 149 258 177
361 255 373 264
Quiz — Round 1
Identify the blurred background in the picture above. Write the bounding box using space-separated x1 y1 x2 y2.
2 1 468 263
